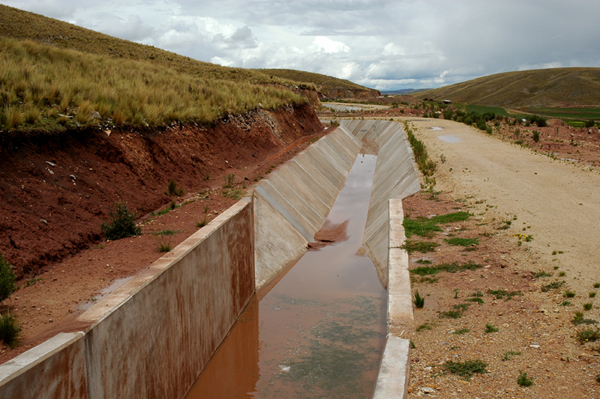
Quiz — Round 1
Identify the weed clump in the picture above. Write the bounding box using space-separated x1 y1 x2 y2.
0 313 21 348
577 328 600 344
410 261 483 276
517 370 534 387
403 211 470 238
488 289 522 301
0 254 17 302
485 323 499 333
101 202 141 240
572 312 597 326
445 237 479 247
444 360 487 380
413 290 425 308
165 180 184 197
401 240 439 254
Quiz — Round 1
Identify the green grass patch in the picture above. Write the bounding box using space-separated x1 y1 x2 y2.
525 107 600 121
465 105 510 117
413 290 425 308
533 270 553 278
403 212 470 238
466 297 484 305
485 323 499 333
572 312 597 326
417 323 433 332
410 261 483 276
443 360 487 380
151 229 178 236
401 240 439 254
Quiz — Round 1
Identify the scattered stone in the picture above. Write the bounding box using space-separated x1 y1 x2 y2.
530 343 540 349
422 387 436 394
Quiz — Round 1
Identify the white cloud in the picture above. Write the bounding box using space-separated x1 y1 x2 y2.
4 0 600 90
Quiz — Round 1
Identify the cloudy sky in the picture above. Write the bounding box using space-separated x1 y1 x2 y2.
3 0 600 90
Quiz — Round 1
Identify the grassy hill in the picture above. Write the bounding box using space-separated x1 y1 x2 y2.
259 69 380 98
418 68 600 109
0 5 309 135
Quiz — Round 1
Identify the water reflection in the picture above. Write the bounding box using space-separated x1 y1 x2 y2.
186 154 385 399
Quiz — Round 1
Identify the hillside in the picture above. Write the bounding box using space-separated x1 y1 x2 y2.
417 68 600 109
0 5 311 135
259 68 380 99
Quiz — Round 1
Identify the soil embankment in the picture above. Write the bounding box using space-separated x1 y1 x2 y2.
0 104 322 278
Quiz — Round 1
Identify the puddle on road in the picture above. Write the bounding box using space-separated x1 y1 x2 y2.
186 153 386 399
438 134 462 143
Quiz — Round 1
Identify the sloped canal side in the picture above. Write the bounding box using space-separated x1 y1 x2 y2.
186 153 386 398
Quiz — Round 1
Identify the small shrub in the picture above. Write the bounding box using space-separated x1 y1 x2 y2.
0 313 21 348
196 217 208 228
533 270 553 278
532 130 540 142
413 290 425 308
444 360 487 380
584 303 594 311
466 297 484 305
101 202 141 240
157 242 172 253
577 328 600 343
330 119 340 127
417 323 432 332
590 292 597 298
517 370 533 387
594 283 600 289
585 119 595 128
564 290 576 298
561 301 571 306
0 254 17 302
165 180 184 196
485 323 499 333
223 173 235 188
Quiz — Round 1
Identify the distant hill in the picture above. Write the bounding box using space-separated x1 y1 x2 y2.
381 89 429 95
417 68 600 109
259 69 380 99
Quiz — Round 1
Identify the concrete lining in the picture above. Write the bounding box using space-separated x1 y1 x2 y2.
341 120 420 288
253 126 362 289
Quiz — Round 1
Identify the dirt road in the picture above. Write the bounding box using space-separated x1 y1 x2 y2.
408 118 600 292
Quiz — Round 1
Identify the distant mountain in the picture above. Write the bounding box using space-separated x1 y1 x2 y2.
381 89 430 95
416 68 600 108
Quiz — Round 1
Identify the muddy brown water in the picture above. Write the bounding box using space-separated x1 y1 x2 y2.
186 154 386 399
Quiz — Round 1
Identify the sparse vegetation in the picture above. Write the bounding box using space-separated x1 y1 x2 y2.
443 360 487 380
401 240 439 254
454 328 470 335
577 328 600 344
485 323 499 333
223 173 235 188
166 180 184 197
517 370 533 387
0 313 21 348
410 261 483 276
533 270 553 278
488 289 522 301
413 290 425 308
196 217 209 228
0 254 17 302
101 202 141 240
439 310 463 319
572 312 597 326
584 303 594 311
403 211 470 238
502 351 521 361
417 323 432 332
564 290 576 298
541 281 565 292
